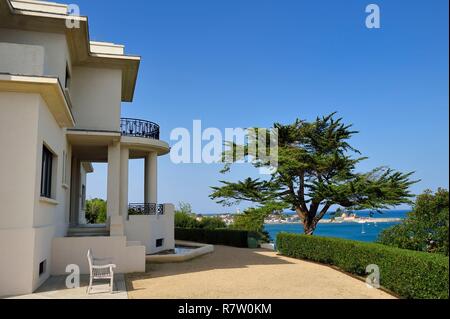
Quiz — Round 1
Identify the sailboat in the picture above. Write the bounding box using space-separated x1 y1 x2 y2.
358 220 367 234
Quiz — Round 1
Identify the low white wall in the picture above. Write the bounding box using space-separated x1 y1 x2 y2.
146 241 214 264
125 204 175 255
51 236 145 275
260 243 275 251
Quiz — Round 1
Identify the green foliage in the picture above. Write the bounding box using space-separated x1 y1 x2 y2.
175 228 251 248
174 202 227 229
277 233 449 299
378 188 449 255
230 204 284 243
174 214 199 228
174 202 200 228
199 216 227 229
211 113 418 234
176 202 194 215
85 198 107 224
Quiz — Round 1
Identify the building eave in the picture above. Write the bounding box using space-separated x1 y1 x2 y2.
121 136 171 156
81 161 94 173
0 73 75 127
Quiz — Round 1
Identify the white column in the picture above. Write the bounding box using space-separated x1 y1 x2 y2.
120 147 129 219
107 142 121 218
145 152 158 203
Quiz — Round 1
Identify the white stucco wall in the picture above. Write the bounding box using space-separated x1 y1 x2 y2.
31 96 71 290
34 96 69 233
0 42 45 76
0 28 71 86
51 236 146 275
70 67 122 131
0 93 39 229
125 204 175 255
0 229 35 297
0 92 71 296
0 93 41 296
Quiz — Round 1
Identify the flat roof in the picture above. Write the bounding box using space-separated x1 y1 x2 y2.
0 0 141 102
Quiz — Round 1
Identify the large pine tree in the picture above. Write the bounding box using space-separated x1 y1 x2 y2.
210 113 418 235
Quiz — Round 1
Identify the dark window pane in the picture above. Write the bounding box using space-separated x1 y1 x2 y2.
39 260 46 276
40 145 53 198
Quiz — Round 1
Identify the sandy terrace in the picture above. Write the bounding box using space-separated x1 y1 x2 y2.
126 245 395 299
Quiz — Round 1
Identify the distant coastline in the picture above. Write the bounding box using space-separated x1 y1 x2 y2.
265 217 403 225
202 209 409 227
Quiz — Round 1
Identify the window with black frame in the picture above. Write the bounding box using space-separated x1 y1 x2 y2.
41 145 53 198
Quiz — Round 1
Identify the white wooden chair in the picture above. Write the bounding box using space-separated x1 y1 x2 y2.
87 249 116 294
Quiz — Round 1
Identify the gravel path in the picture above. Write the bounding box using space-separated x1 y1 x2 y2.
126 245 395 299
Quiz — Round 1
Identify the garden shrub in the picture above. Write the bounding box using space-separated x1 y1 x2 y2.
175 228 251 248
276 233 449 299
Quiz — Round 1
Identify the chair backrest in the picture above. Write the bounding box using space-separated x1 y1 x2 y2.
87 249 93 275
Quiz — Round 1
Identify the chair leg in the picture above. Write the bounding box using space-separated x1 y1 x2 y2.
110 276 114 293
87 277 93 295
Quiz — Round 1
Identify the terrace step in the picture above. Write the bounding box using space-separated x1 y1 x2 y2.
67 225 109 237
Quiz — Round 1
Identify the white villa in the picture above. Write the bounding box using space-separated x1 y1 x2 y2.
0 0 174 297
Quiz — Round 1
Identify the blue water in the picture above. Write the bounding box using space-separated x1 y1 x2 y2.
265 210 409 243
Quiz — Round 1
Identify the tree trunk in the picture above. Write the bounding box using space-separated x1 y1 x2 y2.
303 217 317 236
295 206 318 235
303 218 317 235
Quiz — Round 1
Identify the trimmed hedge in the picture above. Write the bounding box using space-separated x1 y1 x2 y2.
276 233 449 299
175 228 257 248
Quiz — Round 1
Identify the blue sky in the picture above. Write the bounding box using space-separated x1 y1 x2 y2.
80 0 449 214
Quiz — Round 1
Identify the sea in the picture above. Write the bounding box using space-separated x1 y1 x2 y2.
265 210 410 243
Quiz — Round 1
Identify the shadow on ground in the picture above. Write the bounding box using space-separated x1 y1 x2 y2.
124 245 395 299
12 274 128 299
126 246 293 285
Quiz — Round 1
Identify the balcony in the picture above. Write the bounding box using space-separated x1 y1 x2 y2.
128 203 165 218
120 118 160 140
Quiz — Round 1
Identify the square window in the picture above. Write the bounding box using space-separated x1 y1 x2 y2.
39 260 46 276
156 238 164 247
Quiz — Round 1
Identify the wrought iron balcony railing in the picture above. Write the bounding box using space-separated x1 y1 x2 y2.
128 203 164 217
120 118 160 140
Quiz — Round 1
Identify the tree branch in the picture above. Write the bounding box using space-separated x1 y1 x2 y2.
297 171 309 212
314 203 332 223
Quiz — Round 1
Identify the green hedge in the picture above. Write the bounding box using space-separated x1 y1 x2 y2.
276 233 449 299
175 228 256 248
